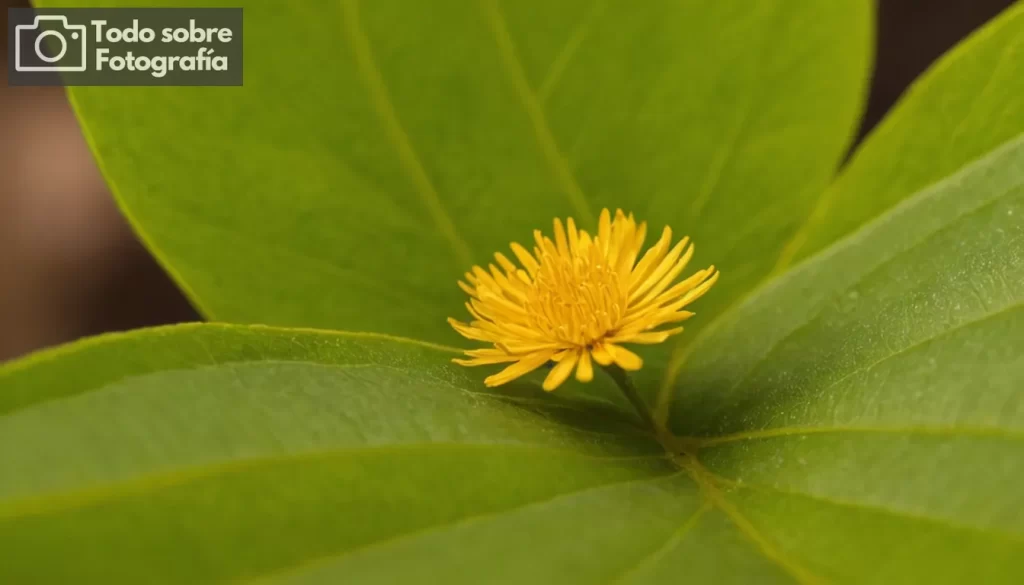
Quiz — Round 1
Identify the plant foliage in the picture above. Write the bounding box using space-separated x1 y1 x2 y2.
4 0 1024 582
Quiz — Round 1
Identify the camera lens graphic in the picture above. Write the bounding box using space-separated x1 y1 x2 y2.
34 29 73 64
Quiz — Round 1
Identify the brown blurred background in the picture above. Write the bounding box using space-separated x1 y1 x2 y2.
0 0 1016 364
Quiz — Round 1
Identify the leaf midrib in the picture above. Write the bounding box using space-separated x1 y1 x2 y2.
603 501 712 585
679 454 828 585
0 443 671 522
481 0 596 228
339 0 473 269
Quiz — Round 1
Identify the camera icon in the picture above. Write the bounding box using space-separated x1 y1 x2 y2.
15 15 87 72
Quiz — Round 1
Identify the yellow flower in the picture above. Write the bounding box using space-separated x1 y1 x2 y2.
448 208 719 391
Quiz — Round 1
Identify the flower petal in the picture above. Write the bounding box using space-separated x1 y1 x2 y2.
590 343 615 366
608 326 684 345
452 353 519 366
678 268 719 304
605 343 643 370
629 242 695 309
553 217 570 258
566 217 581 257
542 350 579 391
597 208 612 254
629 237 690 303
447 317 494 342
509 242 540 277
494 251 518 273
459 280 480 297
483 350 555 387
449 209 717 388
576 350 594 382
628 226 672 292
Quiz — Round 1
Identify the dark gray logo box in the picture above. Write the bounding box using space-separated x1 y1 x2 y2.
7 7 242 86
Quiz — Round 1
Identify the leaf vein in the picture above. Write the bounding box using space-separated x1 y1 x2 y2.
656 143 1024 425
340 0 473 268
688 105 752 219
720 289 1024 423
605 501 711 585
681 455 829 585
481 0 595 227
692 424 1024 449
708 472 1024 543
771 5 1024 277
940 34 1019 166
537 0 607 103
244 470 686 584
0 443 671 522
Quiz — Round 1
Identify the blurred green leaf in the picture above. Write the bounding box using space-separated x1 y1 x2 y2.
56 0 871 344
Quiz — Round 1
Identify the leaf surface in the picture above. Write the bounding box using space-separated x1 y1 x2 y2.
54 0 871 344
10 1 1024 582
0 325 679 583
655 2 1024 413
4 148 1024 583
664 135 1024 584
777 1 1024 267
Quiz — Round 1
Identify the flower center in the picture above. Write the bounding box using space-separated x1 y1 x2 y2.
526 245 626 347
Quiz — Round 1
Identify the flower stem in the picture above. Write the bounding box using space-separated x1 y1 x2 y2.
602 365 658 433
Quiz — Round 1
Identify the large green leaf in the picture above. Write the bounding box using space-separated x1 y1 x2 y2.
668 135 1024 437
654 2 1024 415
56 0 871 344
0 326 673 583
2 137 1023 582
667 136 1024 582
776 0 1024 268
12 1 1022 581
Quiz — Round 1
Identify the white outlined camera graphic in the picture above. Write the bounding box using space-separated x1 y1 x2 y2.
15 15 87 72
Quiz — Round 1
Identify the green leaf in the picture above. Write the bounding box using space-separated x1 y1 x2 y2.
666 135 1024 582
12 1 1022 581
3 128 1023 580
0 325 676 583
654 2 1024 414
54 0 871 344
776 1 1024 268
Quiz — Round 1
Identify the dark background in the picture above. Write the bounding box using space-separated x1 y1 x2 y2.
0 0 1016 363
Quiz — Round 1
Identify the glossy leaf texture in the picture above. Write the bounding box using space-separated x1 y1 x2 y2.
776 0 1024 268
0 325 675 583
667 136 1024 583
654 1 1024 414
0 324 771 584
52 0 871 345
